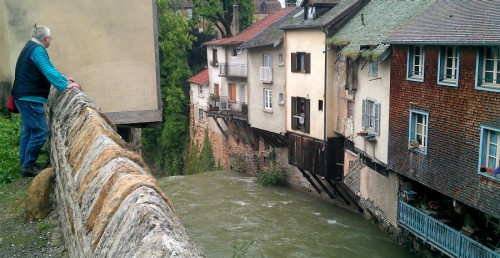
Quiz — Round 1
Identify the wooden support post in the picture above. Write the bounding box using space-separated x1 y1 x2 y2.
298 168 321 194
222 118 239 143
310 173 335 199
236 121 255 150
325 178 350 205
212 116 228 140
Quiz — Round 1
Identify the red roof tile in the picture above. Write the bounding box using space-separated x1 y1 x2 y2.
204 7 295 46
187 69 209 85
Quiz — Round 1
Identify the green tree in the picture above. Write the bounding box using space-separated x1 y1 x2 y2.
192 0 255 38
142 0 194 176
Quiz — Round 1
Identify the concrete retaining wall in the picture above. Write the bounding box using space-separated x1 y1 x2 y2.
46 88 203 257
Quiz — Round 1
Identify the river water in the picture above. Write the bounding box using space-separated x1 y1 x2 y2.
157 170 416 258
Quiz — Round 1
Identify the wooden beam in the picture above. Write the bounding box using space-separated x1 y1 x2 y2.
221 118 239 142
310 173 335 199
298 168 321 194
236 121 255 150
211 117 228 140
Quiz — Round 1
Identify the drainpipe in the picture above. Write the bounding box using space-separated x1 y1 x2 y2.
323 33 329 144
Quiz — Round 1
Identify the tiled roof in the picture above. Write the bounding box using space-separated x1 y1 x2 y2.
327 0 433 58
281 0 364 30
187 69 209 85
204 7 298 46
384 1 500 45
240 7 300 49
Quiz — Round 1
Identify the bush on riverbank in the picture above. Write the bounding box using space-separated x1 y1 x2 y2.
258 165 285 186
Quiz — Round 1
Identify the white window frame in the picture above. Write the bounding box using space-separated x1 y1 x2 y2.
362 99 380 135
438 46 459 86
199 109 205 122
198 85 203 95
409 110 429 154
264 88 272 111
407 45 425 82
476 47 500 92
263 53 272 68
479 125 500 180
279 93 284 105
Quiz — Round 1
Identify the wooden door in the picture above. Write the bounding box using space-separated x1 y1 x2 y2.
229 83 236 101
214 84 219 97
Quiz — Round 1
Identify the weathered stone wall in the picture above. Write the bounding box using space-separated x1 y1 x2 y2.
46 89 203 257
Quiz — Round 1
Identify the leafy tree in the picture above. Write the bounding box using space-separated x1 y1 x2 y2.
142 0 194 176
192 0 256 38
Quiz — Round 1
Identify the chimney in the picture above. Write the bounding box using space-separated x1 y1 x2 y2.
232 0 239 35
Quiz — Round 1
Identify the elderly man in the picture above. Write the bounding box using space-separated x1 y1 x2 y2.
11 25 79 177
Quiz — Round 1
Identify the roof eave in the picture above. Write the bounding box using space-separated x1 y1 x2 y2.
382 40 500 46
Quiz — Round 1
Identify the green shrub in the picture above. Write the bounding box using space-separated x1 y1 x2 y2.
258 165 285 186
0 114 22 185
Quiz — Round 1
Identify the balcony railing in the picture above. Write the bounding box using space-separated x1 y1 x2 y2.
219 63 247 78
208 96 247 114
398 201 499 258
260 67 273 83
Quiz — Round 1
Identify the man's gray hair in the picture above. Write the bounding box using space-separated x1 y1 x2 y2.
31 25 51 41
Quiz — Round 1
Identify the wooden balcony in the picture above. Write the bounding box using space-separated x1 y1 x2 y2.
206 96 247 121
398 201 499 258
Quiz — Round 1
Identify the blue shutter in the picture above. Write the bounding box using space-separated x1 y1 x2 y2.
476 47 484 87
375 103 380 134
362 99 367 129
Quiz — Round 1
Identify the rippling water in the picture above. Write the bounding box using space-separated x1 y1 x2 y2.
158 170 416 258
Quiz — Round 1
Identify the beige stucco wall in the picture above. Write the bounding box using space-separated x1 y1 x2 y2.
344 150 399 227
285 29 334 140
0 0 160 116
352 56 391 164
247 46 286 133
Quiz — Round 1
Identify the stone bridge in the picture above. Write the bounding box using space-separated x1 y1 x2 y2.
46 88 203 257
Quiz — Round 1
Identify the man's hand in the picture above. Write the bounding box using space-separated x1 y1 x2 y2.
66 77 76 83
67 82 80 89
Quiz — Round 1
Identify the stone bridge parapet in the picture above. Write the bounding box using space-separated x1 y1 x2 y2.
47 88 203 257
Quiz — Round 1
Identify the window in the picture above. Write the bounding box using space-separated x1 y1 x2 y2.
362 99 380 134
438 46 459 86
291 97 310 133
260 53 273 82
368 60 378 78
407 46 425 82
476 47 500 92
409 110 429 154
479 125 500 180
291 52 310 73
210 49 218 66
198 85 203 95
232 48 237 56
260 2 267 13
264 89 272 110
199 109 205 122
263 53 272 67
278 54 284 66
279 93 284 105
318 100 323 111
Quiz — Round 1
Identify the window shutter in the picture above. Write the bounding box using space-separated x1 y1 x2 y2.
438 47 444 81
362 99 367 129
305 53 311 73
291 97 297 129
305 99 310 133
291 53 297 72
375 103 381 134
476 47 484 86
346 58 356 90
407 46 413 77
